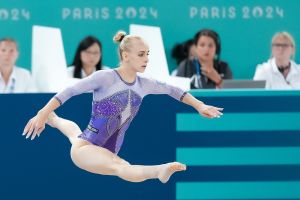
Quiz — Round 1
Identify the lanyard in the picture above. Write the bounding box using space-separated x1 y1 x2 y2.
193 59 203 88
193 59 201 77
1 78 15 93
9 79 15 93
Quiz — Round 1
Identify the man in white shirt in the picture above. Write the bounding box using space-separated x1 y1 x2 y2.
254 32 300 89
0 38 36 93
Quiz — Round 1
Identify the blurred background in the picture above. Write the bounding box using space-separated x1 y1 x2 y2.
1 0 299 78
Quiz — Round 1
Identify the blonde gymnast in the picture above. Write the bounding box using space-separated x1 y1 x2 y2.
23 31 223 183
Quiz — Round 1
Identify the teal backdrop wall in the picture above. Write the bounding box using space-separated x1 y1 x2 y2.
1 0 300 78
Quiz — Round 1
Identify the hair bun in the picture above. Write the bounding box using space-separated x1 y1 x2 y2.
113 31 127 43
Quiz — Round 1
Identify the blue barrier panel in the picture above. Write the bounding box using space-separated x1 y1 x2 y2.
1 90 300 199
177 147 300 165
177 113 300 131
177 181 300 199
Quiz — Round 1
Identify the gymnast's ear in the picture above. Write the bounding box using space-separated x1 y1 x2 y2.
122 51 129 62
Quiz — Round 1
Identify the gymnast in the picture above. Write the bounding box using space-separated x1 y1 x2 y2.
23 31 223 183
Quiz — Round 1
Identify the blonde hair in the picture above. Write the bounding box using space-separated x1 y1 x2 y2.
271 31 296 59
113 30 144 60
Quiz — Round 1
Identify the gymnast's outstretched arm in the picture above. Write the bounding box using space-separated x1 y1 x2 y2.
181 92 223 118
23 70 110 140
23 97 61 140
141 77 223 118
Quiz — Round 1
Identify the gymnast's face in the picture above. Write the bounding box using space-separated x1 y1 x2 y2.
123 39 149 73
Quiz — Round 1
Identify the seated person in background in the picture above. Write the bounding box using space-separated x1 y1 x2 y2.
0 38 36 93
254 31 300 89
170 39 197 76
68 36 108 79
176 29 232 89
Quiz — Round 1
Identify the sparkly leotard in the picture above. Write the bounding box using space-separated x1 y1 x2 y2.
55 69 186 154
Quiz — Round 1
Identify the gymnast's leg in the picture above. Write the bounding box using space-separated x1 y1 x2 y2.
47 112 186 183
71 139 186 183
46 112 81 144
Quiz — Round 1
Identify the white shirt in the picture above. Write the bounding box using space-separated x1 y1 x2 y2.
253 58 300 89
0 66 37 93
67 66 110 78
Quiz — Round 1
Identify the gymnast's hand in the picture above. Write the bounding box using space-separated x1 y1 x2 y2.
23 111 48 140
197 103 223 118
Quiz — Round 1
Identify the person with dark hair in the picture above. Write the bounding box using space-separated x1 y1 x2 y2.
171 39 197 76
176 29 233 89
23 30 223 183
0 38 36 93
67 36 108 79
172 39 196 65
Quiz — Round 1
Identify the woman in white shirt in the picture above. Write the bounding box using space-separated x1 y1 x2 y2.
68 36 107 79
254 32 300 89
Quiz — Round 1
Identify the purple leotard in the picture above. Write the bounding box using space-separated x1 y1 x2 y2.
55 69 186 154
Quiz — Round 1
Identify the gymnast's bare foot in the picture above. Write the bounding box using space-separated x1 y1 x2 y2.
158 162 187 183
46 112 59 128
